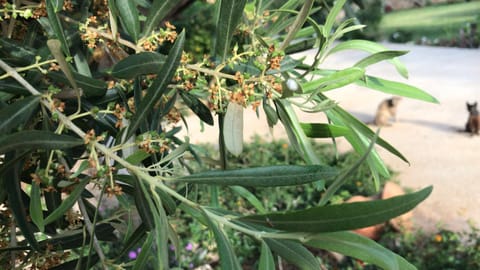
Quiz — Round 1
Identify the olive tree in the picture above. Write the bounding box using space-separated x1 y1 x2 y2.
0 0 436 269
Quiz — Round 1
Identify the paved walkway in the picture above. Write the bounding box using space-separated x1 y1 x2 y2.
180 43 480 232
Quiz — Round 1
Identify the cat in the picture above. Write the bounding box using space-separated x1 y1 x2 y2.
466 102 480 135
374 97 402 127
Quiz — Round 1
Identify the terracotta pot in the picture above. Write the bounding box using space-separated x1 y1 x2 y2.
381 182 413 232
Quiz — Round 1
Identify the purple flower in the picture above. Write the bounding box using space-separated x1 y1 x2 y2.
185 242 193 251
189 263 194 269
128 250 137 260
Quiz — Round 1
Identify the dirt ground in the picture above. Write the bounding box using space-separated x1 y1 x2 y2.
179 43 480 233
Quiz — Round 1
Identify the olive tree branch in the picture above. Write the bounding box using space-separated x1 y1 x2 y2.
0 59 305 256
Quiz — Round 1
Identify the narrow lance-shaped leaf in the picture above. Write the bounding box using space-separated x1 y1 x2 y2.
346 130 389 183
115 0 140 42
51 0 64 12
40 223 115 251
301 67 365 94
319 131 377 206
300 123 350 138
108 0 119 41
214 0 247 61
238 186 432 233
280 0 314 50
328 40 409 78
354 50 409 69
133 177 155 231
0 131 83 155
47 70 107 98
0 95 40 134
0 38 37 65
45 2 70 57
230 186 266 213
305 231 416 270
110 52 166 79
73 51 92 77
179 90 214 126
30 182 44 232
126 30 185 139
275 99 320 164
264 0 302 36
176 165 337 187
43 177 90 225
330 19 366 41
143 0 177 37
115 223 147 259
264 238 320 270
203 210 242 270
315 92 409 164
357 75 439 103
167 222 181 260
158 139 189 165
119 151 150 169
259 241 275 270
148 185 169 269
298 98 337 113
0 151 30 179
47 39 79 93
49 254 99 270
132 232 154 270
0 81 31 95
263 100 278 127
5 159 40 251
223 102 243 155
0 223 117 251
323 0 347 37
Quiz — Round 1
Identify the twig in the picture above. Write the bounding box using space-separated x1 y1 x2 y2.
185 64 236 80
60 15 141 52
0 59 42 95
77 199 108 270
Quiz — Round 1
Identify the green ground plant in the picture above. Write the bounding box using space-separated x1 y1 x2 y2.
324 224 480 270
380 1 480 46
378 225 480 270
172 137 390 268
183 138 480 269
0 0 437 269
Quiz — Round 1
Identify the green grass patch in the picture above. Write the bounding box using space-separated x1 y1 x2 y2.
379 2 480 41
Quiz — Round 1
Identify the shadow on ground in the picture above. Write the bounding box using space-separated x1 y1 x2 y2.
349 111 464 134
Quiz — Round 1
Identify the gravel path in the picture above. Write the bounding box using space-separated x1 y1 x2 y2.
180 43 480 232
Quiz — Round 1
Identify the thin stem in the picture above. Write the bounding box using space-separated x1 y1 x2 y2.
0 59 42 95
77 198 108 269
109 142 137 153
185 64 236 80
202 208 309 241
60 15 141 52
47 39 82 115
